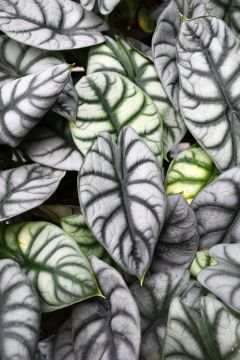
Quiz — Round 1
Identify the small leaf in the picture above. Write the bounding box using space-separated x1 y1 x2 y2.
34 205 79 225
165 146 218 203
198 244 240 314
0 259 40 359
0 64 70 147
190 249 216 277
0 0 108 50
79 0 96 11
79 127 166 279
151 194 199 273
163 296 240 359
177 16 240 171
0 164 65 221
71 72 163 164
0 222 101 312
53 320 76 360
98 0 121 15
72 256 141 360
191 165 240 249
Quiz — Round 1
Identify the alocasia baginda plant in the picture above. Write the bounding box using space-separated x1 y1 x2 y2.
1 0 240 359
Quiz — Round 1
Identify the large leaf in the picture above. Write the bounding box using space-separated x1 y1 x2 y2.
53 320 75 360
87 36 185 155
198 244 240 314
0 222 101 312
163 296 240 359
0 164 65 221
71 71 163 164
177 16 240 171
0 0 108 50
151 194 199 273
79 127 166 280
72 256 141 360
191 165 240 249
165 146 218 203
0 35 78 121
0 259 40 359
152 0 224 111
0 64 70 147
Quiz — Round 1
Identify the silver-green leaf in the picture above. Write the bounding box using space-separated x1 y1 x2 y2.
191 165 240 249
0 0 108 50
0 164 65 221
79 127 166 280
198 244 240 314
53 320 75 360
0 222 101 312
177 16 240 171
163 296 240 359
0 259 40 360
72 256 141 360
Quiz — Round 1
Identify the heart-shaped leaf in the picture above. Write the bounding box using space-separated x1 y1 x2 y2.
165 146 218 203
177 16 240 171
0 0 108 50
0 259 40 360
191 165 240 249
72 256 141 360
151 194 199 273
152 0 224 111
0 35 78 121
53 320 75 360
163 296 240 359
0 164 65 221
198 244 240 314
0 64 70 147
71 71 164 164
79 127 166 280
87 36 185 155
0 222 101 312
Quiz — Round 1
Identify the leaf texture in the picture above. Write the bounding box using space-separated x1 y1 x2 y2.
53 320 76 360
0 259 40 360
0 164 65 221
0 222 100 312
79 127 166 279
0 0 108 50
72 256 141 360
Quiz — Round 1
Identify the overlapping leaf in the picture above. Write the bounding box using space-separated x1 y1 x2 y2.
165 146 218 203
151 194 199 273
177 16 240 171
0 222 100 312
152 0 224 111
72 256 141 360
0 64 70 147
198 244 240 314
53 320 76 360
79 127 166 279
0 0 108 50
191 165 240 249
0 164 65 221
36 338 54 360
0 35 78 120
214 0 240 35
0 259 40 360
87 36 185 155
71 72 164 164
126 37 153 60
163 296 240 359
34 205 79 225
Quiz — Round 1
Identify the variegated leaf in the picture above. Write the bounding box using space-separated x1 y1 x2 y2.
0 0 108 50
72 256 141 360
0 64 70 147
71 72 163 164
153 0 224 110
79 127 166 280
0 35 78 120
126 37 153 60
190 249 217 277
79 0 96 11
151 194 199 273
198 244 240 314
0 164 65 221
214 0 240 35
87 36 185 155
191 165 240 249
0 222 100 312
0 259 40 360
177 16 240 171
53 320 75 360
165 146 218 203
35 337 54 360
163 296 240 359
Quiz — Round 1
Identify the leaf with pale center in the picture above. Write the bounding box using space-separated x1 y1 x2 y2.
79 127 166 280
